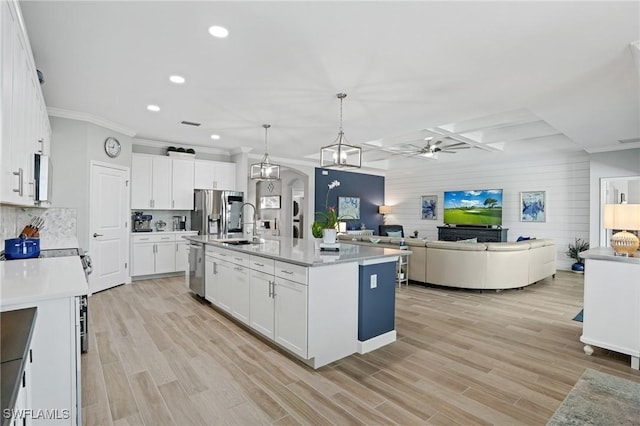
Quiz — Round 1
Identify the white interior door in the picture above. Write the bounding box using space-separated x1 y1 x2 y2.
89 162 129 293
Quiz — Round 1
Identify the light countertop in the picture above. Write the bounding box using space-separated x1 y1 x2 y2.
0 256 88 309
131 230 198 235
186 235 407 267
581 247 640 264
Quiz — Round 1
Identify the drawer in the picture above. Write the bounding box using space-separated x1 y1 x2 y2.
249 255 275 274
228 251 250 266
132 233 176 243
274 261 308 285
207 247 249 265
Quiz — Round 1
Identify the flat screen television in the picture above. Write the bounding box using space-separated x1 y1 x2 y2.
443 189 503 226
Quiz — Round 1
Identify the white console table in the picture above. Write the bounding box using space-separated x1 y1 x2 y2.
580 248 640 370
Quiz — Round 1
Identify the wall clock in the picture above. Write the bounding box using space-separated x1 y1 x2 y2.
104 137 121 158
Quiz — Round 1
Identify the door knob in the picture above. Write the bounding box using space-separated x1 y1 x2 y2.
93 233 103 238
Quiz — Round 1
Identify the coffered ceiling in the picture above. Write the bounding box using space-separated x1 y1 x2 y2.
20 1 640 169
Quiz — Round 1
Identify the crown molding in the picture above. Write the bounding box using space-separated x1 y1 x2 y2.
47 107 137 137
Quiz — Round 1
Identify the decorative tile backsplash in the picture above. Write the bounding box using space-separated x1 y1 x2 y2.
0 206 77 242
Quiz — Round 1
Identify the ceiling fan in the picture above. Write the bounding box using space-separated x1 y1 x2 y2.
404 136 470 157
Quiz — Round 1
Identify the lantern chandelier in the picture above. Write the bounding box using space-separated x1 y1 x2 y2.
250 124 281 180
320 93 362 169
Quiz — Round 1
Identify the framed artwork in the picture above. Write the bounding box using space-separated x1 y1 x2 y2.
260 195 281 209
338 196 360 220
421 195 437 220
520 191 546 222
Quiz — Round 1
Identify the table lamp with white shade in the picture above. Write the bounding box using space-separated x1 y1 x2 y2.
603 204 640 256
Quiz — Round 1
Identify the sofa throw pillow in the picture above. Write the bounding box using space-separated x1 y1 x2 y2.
387 231 403 237
458 237 478 243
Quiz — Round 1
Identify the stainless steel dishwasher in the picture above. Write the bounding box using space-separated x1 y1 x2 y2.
188 242 205 297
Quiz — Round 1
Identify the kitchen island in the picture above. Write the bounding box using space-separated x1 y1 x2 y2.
186 236 406 368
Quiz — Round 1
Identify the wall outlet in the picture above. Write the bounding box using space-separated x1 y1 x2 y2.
370 274 377 289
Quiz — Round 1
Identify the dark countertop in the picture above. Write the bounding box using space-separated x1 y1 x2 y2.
1 307 37 426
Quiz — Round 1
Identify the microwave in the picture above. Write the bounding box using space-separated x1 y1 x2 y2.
34 153 52 204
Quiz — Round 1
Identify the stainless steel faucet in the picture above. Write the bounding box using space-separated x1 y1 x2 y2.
241 202 259 241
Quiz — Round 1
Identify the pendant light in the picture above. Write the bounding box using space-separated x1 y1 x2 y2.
250 124 281 180
320 93 362 168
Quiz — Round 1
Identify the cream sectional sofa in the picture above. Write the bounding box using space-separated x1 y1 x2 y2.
337 234 556 290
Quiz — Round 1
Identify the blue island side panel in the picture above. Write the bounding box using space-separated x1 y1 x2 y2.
358 261 396 341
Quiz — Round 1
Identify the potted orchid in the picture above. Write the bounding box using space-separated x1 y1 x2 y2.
312 179 347 243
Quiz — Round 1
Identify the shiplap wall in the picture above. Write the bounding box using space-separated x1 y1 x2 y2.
384 151 591 270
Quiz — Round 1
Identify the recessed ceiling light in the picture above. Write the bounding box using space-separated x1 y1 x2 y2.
208 26 229 38
147 104 160 112
211 134 221 140
169 75 185 84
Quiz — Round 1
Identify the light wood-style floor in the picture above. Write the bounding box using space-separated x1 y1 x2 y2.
83 271 640 425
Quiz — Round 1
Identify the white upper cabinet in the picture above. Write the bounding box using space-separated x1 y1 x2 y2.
0 1 48 206
151 156 172 209
171 159 195 210
194 160 236 191
131 155 153 209
131 154 194 210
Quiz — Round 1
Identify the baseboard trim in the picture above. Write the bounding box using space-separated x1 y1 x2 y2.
357 330 396 354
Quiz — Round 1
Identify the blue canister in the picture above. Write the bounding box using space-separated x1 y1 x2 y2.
4 237 40 259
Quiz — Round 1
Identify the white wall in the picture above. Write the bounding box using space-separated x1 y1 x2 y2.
50 117 133 249
384 151 591 270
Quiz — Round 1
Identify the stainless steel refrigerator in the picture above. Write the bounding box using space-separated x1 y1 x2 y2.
191 190 244 236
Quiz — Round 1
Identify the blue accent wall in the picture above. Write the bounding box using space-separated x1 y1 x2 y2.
314 168 385 232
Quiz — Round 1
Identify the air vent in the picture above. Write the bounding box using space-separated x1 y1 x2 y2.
619 138 640 144
180 120 201 127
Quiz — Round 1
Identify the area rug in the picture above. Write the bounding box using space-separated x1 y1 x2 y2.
572 309 583 322
547 369 640 425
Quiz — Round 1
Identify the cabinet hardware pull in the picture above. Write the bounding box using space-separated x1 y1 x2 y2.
234 257 243 261
281 270 294 275
93 233 103 237
213 262 217 274
12 168 23 196
254 262 264 267
268 280 272 297
172 200 175 208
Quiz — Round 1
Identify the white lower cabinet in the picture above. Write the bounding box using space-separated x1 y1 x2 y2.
274 276 308 358
231 264 251 324
250 269 275 339
204 254 218 304
131 232 196 277
216 260 233 312
154 241 176 274
132 240 156 276
175 241 189 272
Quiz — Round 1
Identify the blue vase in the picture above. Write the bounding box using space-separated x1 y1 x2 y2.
571 262 585 273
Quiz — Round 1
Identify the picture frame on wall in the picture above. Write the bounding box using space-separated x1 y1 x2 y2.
260 195 281 209
338 196 360 220
520 191 546 222
421 195 437 220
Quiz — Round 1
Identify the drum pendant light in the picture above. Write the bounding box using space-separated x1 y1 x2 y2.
250 124 281 180
320 93 362 168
